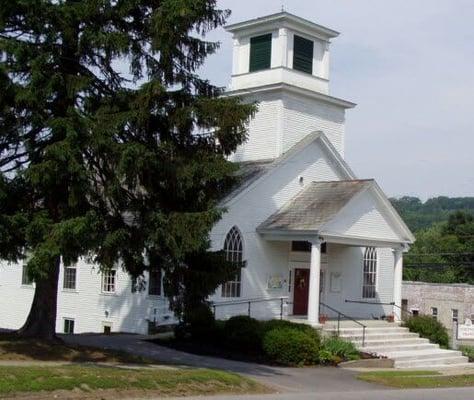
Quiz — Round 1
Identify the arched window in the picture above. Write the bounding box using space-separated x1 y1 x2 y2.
362 247 377 299
221 226 243 298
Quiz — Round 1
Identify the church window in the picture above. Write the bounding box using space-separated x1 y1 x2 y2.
293 35 314 74
249 34 272 72
63 266 77 290
148 268 162 296
221 227 243 298
362 247 377 298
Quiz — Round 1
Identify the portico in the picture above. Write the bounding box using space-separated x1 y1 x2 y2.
256 179 414 325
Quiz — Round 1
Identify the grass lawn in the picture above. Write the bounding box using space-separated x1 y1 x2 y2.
0 365 267 398
0 332 150 363
358 370 474 388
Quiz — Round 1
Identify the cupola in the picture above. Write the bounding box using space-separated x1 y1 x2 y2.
225 12 339 95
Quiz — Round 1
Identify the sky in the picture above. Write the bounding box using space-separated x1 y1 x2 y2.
198 0 474 200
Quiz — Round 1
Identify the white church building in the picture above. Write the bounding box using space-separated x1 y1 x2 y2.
0 12 415 335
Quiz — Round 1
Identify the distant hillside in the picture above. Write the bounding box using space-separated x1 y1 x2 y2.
390 196 474 232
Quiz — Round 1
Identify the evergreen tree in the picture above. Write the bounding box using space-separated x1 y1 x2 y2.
0 0 255 339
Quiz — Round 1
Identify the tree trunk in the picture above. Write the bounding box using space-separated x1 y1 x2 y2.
17 256 61 340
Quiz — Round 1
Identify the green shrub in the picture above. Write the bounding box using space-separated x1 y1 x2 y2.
223 316 263 352
184 304 216 341
262 327 320 366
404 315 449 348
261 320 320 341
459 345 474 362
319 336 360 365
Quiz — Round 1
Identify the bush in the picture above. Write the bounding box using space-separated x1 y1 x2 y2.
261 320 320 341
184 303 216 341
319 336 360 365
404 315 449 348
459 345 474 362
223 316 263 352
262 327 320 366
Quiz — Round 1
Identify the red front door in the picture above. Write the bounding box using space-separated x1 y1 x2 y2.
293 269 310 315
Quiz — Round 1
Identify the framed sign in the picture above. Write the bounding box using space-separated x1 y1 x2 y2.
330 272 342 293
267 276 285 290
458 319 474 340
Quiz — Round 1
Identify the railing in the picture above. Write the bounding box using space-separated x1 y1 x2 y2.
344 299 413 321
210 297 289 320
320 301 368 347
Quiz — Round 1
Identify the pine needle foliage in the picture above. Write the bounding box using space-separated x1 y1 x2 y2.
0 0 255 338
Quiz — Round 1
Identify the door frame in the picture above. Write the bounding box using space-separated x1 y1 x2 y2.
289 262 327 316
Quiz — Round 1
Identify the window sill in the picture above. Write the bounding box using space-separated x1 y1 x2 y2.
147 295 164 300
100 292 118 297
62 289 79 294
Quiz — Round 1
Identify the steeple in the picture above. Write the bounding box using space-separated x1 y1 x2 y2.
225 12 355 163
225 12 338 95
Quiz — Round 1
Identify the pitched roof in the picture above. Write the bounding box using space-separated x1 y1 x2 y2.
257 180 373 231
220 131 356 205
225 12 340 40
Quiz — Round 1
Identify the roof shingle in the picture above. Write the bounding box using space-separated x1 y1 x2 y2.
257 180 374 232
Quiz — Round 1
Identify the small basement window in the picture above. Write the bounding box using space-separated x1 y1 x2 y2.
431 307 438 320
293 35 314 74
452 309 459 322
249 33 272 72
64 319 75 334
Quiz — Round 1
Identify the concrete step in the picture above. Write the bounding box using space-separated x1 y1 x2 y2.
395 356 470 369
385 349 463 361
353 337 430 346
362 342 438 353
339 332 420 341
324 327 409 335
321 319 473 369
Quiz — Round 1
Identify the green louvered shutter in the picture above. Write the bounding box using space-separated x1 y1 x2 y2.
249 34 272 72
293 35 314 74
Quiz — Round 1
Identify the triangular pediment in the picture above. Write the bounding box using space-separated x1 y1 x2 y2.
321 184 413 243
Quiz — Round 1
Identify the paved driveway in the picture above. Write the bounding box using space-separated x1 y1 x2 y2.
163 388 474 400
63 333 380 394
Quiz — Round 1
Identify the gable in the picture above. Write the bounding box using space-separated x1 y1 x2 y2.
322 188 404 242
211 135 351 246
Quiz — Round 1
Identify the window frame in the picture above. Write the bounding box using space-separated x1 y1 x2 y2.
101 269 117 294
63 318 75 334
148 268 162 297
249 33 272 72
291 241 327 253
293 34 314 74
221 226 244 298
21 265 33 286
63 266 77 291
452 309 459 322
431 307 438 320
362 247 377 299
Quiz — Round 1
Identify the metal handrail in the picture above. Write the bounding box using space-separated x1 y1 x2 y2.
320 301 367 347
344 299 413 321
210 296 289 320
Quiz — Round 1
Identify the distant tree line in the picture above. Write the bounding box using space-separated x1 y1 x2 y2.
390 196 474 232
390 197 474 284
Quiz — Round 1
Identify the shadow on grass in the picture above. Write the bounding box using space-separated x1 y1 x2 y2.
0 332 151 364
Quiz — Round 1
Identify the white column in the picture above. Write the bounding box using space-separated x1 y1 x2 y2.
392 248 404 321
279 28 288 68
307 238 322 325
